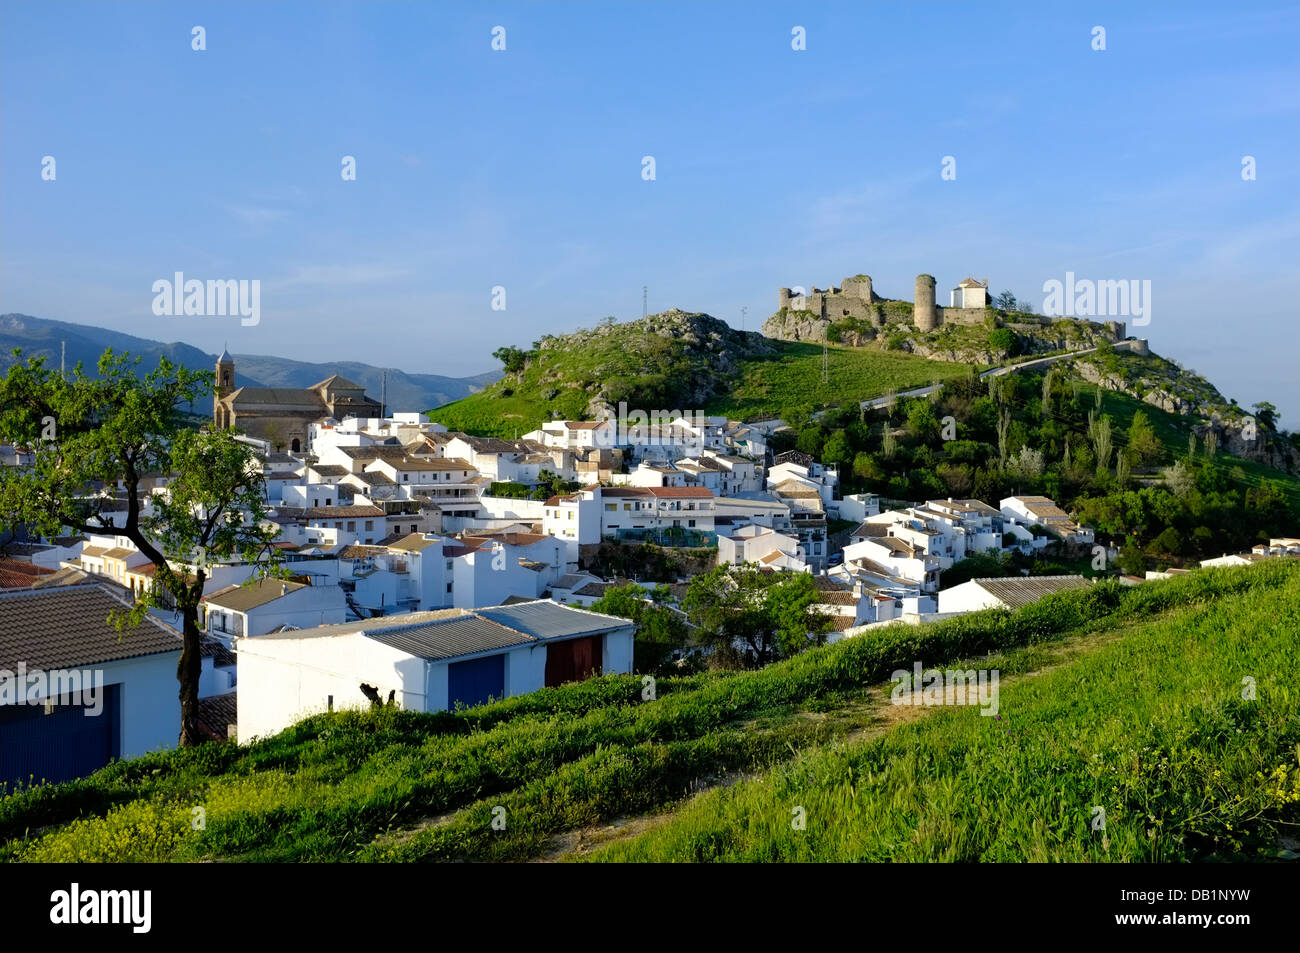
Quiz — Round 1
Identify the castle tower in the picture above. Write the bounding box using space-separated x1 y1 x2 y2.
841 274 873 302
915 275 938 331
214 347 234 429
778 287 792 310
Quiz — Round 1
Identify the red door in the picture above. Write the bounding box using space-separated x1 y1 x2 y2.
544 635 603 687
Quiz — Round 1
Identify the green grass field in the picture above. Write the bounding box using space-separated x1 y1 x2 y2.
596 565 1300 861
706 342 972 422
2 562 1295 863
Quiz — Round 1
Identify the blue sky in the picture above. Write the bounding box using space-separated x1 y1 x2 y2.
2 1 1297 421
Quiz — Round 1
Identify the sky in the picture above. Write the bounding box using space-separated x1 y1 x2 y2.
2 1 1297 421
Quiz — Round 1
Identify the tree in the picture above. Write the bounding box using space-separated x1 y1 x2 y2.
994 290 1019 311
821 429 853 468
589 583 690 675
492 345 527 374
996 409 1012 465
1088 411 1113 475
1006 445 1044 482
988 328 1016 357
1127 411 1163 465
1252 401 1279 432
0 349 279 746
904 399 940 444
1117 540 1146 576
683 565 830 668
1163 460 1195 498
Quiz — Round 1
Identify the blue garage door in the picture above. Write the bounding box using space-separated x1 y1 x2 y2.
448 655 505 710
0 684 120 787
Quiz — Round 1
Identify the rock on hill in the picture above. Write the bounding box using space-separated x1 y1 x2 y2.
436 310 776 429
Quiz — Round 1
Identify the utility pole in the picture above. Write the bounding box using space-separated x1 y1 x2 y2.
380 370 386 419
822 338 829 384
60 341 65 379
740 306 747 333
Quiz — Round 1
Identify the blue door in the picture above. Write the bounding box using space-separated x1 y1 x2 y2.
0 684 120 787
447 655 505 710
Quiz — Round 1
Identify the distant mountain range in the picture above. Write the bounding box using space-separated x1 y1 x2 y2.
0 314 499 412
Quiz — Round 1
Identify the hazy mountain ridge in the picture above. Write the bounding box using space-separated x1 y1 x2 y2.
0 314 498 411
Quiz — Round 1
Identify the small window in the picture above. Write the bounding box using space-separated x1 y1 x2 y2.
446 582 453 593
365 520 374 530
347 521 356 532
327 695 334 712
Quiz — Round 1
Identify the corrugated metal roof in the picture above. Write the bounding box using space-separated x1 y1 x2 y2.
973 575 1091 609
365 615 534 661
474 600 633 641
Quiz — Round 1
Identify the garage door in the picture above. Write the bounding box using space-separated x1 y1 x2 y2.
447 654 505 710
545 635 602 688
0 684 120 787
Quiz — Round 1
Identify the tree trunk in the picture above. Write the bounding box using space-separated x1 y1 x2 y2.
177 605 203 746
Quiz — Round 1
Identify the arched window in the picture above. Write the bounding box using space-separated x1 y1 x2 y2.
291 438 301 453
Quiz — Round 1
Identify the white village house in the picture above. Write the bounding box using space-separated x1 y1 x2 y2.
0 584 182 785
236 600 635 740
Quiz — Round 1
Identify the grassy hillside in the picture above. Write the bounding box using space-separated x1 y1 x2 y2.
1076 377 1300 508
429 312 974 435
707 342 970 422
599 564 1300 862
2 562 1295 862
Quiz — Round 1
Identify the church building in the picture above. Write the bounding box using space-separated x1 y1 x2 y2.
212 350 382 452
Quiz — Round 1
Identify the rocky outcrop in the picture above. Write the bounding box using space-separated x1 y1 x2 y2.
1073 360 1216 418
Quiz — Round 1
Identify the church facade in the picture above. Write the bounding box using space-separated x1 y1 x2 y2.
212 350 381 452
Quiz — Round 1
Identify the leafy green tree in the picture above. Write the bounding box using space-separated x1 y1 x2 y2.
492 346 527 374
905 400 940 444
1117 540 1146 576
796 424 825 457
683 565 830 668
588 583 690 675
1152 526 1183 556
821 429 853 468
852 452 886 484
1127 411 1163 466
988 328 1016 357
1252 401 1279 432
0 350 279 745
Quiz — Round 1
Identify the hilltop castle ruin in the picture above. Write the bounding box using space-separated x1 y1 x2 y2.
775 273 996 332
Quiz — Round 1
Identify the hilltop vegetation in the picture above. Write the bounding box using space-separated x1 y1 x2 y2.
797 358 1300 568
430 310 975 435
2 563 1295 862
